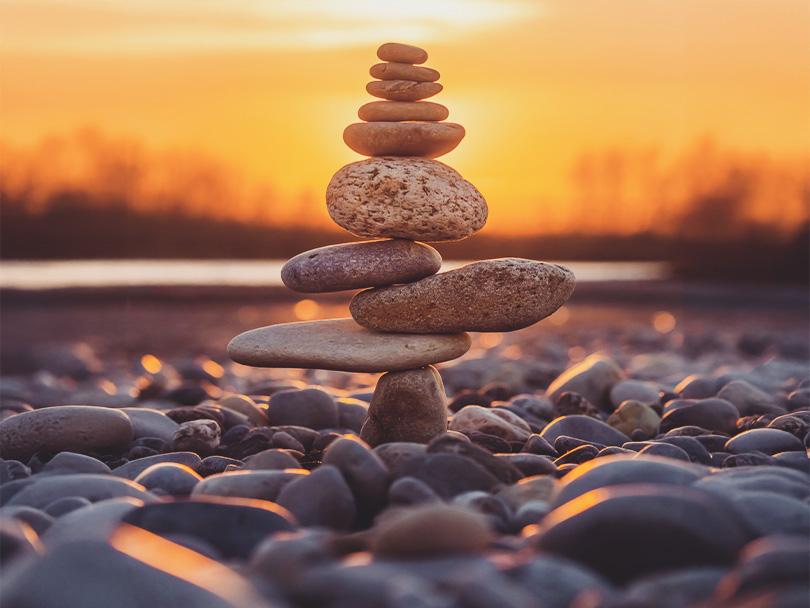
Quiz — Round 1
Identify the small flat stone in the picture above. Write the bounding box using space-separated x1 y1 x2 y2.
0 405 134 462
370 62 439 81
322 435 391 521
343 121 464 158
192 470 304 502
366 79 442 101
282 239 442 293
449 405 532 442
5 474 156 510
112 452 202 480
275 465 356 530
546 355 625 412
725 428 805 455
351 259 575 333
360 366 447 447
658 398 740 435
607 400 661 438
267 388 338 430
377 43 429 64
327 157 487 242
228 318 471 373
121 407 180 443
358 101 448 122
216 395 268 427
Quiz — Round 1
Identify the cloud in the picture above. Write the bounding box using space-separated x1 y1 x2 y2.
1 0 545 54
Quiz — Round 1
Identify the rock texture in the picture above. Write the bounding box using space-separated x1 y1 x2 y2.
326 157 487 242
358 101 449 122
343 122 465 158
350 259 575 333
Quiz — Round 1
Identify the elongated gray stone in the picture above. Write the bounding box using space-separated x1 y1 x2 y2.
360 366 447 447
281 239 442 293
227 318 470 372
350 259 575 333
0 406 133 462
326 157 487 242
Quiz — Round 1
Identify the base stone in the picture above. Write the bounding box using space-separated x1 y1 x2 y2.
360 366 447 447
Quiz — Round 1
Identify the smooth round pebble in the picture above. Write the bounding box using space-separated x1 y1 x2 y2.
377 42 428 64
344 122 465 158
275 465 357 529
546 355 625 412
725 428 806 455
366 80 441 101
607 400 661 437
172 419 220 456
134 463 202 496
449 405 532 442
358 101 449 122
267 388 338 430
541 415 631 448
369 62 439 81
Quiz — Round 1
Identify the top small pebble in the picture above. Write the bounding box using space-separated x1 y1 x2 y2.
377 42 428 65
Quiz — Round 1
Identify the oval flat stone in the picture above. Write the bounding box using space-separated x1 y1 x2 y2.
377 42 429 64
5 474 155 510
344 122 464 158
281 239 442 293
227 318 470 372
358 101 448 122
366 80 442 101
370 62 439 82
540 415 631 449
326 157 487 242
360 366 448 447
0 405 134 462
351 259 575 333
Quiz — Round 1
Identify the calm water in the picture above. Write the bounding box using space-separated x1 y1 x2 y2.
0 259 670 290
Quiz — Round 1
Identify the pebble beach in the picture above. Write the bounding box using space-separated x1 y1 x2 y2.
0 282 808 608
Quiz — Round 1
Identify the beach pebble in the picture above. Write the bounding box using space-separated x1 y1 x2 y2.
551 454 705 508
193 469 303 502
359 101 449 122
249 529 335 592
658 397 740 435
724 490 810 537
610 380 662 407
522 434 558 457
370 62 439 81
533 484 751 583
497 475 558 510
725 428 806 455
635 442 691 462
336 398 368 432
228 318 471 372
373 442 427 477
377 42 429 64
282 239 442 293
267 388 338 430
546 355 625 412
244 448 301 471
510 556 616 608
768 413 810 438
134 463 202 496
326 157 487 242
40 451 111 476
553 391 602 419
112 452 202 480
449 405 532 443
216 394 268 427
121 407 180 443
366 80 442 101
5 474 155 510
343 122 465 158
619 567 728 608
717 379 785 416
428 434 523 484
0 405 134 463
42 496 92 518
607 400 661 437
171 419 220 456
123 497 296 559
675 375 722 399
541 415 631 448
1 505 54 536
322 435 390 519
360 367 447 447
388 476 442 506
393 452 502 499
352 259 575 333
370 504 492 557
276 465 356 529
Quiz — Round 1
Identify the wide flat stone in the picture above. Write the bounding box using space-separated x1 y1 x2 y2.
360 366 448 447
350 259 575 333
366 80 442 101
0 405 134 462
370 62 439 82
326 157 487 242
227 318 471 372
344 122 465 158
377 42 428 64
281 239 442 293
359 100 449 122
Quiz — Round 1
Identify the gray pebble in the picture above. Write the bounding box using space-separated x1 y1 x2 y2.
112 451 202 480
42 496 92 518
276 464 356 529
725 427 806 455
541 415 631 447
40 452 111 476
388 476 443 506
134 462 203 496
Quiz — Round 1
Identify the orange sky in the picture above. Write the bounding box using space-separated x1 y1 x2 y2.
1 0 808 234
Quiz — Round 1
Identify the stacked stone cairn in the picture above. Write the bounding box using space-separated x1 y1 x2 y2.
228 42 576 446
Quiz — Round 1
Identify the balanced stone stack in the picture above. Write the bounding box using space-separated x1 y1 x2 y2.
228 43 575 446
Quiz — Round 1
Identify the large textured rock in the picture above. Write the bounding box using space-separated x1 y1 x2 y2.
351 259 575 333
343 122 465 158
326 157 487 242
360 366 447 446
0 406 134 462
228 318 470 373
281 239 442 293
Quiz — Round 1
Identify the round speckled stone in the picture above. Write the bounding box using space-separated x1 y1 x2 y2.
350 259 576 333
281 239 442 293
326 157 487 242
343 122 464 158
227 318 471 372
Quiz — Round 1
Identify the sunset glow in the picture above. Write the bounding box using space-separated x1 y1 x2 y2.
1 0 807 236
